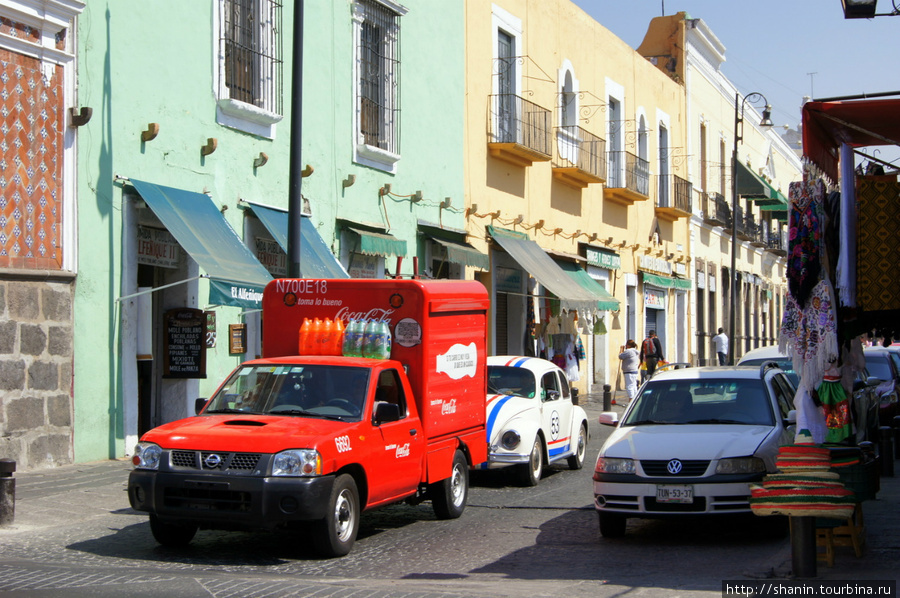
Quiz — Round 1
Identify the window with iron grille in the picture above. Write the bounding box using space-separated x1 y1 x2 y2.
217 0 283 137
353 0 405 171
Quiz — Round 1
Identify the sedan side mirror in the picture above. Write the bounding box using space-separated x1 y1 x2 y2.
195 398 208 415
598 412 619 426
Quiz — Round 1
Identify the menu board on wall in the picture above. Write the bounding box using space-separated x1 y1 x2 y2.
163 308 206 379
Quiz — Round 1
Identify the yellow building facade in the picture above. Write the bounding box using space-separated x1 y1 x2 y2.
464 1 693 394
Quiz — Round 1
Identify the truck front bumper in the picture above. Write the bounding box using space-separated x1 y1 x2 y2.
128 469 335 530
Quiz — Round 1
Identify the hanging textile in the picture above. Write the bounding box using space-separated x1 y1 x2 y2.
857 176 900 312
779 278 840 390
818 365 852 444
835 143 857 308
786 178 825 309
793 386 827 444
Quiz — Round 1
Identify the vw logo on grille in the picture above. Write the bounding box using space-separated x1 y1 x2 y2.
204 453 223 469
666 459 683 474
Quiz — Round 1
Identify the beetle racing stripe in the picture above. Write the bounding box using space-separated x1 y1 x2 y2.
486 395 514 440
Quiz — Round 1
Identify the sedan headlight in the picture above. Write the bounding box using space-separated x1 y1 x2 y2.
716 457 766 474
132 442 162 470
273 449 322 477
594 457 636 474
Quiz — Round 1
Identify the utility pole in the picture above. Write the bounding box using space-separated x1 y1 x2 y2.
288 0 305 277
806 72 817 99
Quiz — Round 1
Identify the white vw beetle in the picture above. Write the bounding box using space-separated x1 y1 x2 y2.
483 356 589 486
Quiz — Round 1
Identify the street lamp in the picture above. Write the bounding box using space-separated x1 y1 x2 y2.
729 92 773 365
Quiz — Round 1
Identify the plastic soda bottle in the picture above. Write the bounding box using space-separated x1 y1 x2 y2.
342 318 357 356
332 318 345 356
298 318 311 354
310 318 323 355
380 320 392 359
352 319 367 357
321 318 334 355
362 319 376 359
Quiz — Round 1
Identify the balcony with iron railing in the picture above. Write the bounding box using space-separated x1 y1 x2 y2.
655 174 692 221
765 229 788 256
551 125 606 189
749 219 767 247
487 94 552 167
604 150 650 205
702 191 730 227
737 209 756 242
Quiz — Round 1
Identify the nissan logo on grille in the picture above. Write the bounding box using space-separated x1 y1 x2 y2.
204 453 223 469
666 459 683 474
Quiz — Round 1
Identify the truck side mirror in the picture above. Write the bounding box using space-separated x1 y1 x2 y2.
195 398 208 415
373 402 400 424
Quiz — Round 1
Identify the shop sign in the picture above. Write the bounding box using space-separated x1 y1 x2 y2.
255 237 287 277
644 288 666 309
709 274 717 293
495 266 522 294
349 253 379 278
137 225 180 269
163 308 206 379
673 262 686 276
639 255 672 275
697 271 706 290
586 247 621 270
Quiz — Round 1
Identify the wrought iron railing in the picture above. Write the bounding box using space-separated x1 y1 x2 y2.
554 125 606 179
607 150 650 197
703 192 730 224
488 94 551 157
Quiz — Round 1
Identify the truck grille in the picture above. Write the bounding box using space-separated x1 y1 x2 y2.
169 450 262 472
640 459 710 477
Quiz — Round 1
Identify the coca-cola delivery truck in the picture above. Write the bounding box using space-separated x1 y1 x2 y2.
128 278 489 556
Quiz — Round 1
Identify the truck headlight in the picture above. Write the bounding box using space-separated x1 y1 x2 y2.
132 442 162 470
594 457 636 474
716 457 766 474
273 449 322 477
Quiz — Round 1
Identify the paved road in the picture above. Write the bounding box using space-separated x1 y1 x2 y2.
1 396 896 597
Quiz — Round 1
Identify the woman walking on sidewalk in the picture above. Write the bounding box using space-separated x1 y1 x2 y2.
619 340 641 402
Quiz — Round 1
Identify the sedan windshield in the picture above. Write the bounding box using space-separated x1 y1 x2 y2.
487 366 536 398
623 378 774 426
204 364 370 421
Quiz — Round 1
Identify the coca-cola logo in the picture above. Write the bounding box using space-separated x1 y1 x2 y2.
336 307 394 322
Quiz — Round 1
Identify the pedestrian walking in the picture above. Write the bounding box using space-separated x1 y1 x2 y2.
712 328 729 365
640 330 664 379
619 340 641 402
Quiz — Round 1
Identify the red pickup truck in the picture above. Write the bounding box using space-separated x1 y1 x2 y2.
128 278 489 556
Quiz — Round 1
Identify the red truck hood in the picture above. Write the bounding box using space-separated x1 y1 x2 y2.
141 414 351 453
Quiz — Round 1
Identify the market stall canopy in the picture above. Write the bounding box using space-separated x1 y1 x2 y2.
129 179 273 309
487 225 610 312
642 272 692 290
241 201 349 279
802 97 900 182
554 259 620 311
418 221 489 270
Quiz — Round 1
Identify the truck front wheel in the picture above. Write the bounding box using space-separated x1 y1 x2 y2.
149 514 197 547
313 474 360 557
431 449 468 519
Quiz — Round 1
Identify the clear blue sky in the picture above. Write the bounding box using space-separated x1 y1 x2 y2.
572 1 900 147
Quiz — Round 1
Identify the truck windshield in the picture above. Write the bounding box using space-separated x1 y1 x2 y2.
205 364 371 421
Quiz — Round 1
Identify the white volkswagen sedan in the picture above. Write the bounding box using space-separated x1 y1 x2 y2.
592 364 796 537
483 356 589 486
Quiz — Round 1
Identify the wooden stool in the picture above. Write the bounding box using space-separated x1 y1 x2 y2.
816 503 865 567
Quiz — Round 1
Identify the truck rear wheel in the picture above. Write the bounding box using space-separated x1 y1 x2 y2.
313 474 360 557
149 514 197 547
431 449 468 519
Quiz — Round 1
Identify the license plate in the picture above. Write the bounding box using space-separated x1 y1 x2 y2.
656 484 693 503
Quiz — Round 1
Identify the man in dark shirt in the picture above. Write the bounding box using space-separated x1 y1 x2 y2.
640 330 665 379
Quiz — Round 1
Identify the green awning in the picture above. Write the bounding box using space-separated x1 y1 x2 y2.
555 260 620 311
488 225 607 312
735 160 771 198
130 179 272 309
642 272 692 290
344 226 407 257
419 222 489 270
243 201 349 279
